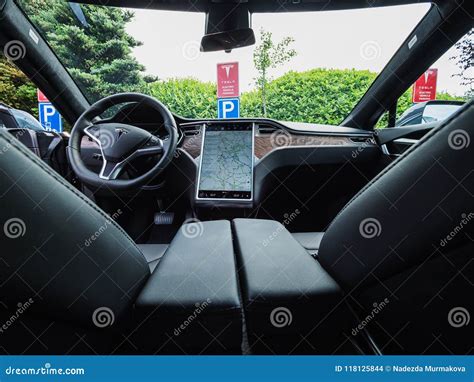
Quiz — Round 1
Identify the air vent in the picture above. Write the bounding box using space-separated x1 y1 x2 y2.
181 124 202 137
257 124 278 134
350 136 374 144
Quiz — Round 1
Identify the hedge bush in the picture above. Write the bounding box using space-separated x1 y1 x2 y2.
147 68 463 127
242 68 378 125
1 60 465 128
148 78 216 119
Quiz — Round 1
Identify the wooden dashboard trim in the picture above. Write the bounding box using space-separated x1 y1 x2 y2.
180 127 355 159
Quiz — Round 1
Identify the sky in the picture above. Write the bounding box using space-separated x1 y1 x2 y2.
126 4 469 96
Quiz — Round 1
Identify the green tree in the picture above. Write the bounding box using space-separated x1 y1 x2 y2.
253 29 297 117
450 28 473 99
18 0 146 102
0 57 37 116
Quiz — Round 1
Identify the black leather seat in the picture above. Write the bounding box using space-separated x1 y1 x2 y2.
292 232 324 256
318 102 474 290
233 219 348 354
137 244 168 272
234 101 474 354
0 129 242 354
135 220 242 354
0 130 150 328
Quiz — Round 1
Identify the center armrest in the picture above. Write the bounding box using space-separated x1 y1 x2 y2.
135 220 242 353
232 219 350 354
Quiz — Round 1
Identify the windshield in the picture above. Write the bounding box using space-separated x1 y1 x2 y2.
17 1 438 124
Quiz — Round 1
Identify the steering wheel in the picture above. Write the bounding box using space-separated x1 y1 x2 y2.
68 93 178 191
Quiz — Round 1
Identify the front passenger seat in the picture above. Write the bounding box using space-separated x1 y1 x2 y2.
319 101 473 289
317 101 473 354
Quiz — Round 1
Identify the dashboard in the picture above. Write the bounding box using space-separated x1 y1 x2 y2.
176 119 378 207
90 103 380 208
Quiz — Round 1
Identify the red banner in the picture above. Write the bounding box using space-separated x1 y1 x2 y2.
412 68 438 103
217 62 239 98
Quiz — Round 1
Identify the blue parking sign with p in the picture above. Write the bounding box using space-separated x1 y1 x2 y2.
218 98 240 119
39 102 62 132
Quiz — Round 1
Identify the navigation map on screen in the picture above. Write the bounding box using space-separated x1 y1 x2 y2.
197 124 253 200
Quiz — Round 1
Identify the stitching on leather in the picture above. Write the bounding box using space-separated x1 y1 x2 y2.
0 130 142 254
324 103 473 234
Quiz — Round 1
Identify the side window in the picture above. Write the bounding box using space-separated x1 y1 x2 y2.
10 109 44 131
377 29 472 129
0 115 6 129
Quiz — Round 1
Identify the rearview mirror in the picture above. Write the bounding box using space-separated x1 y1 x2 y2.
200 4 255 52
201 28 255 52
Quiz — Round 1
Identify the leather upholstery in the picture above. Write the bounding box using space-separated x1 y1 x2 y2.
233 219 348 353
292 232 324 256
135 220 242 353
137 244 168 272
319 101 474 290
0 129 150 328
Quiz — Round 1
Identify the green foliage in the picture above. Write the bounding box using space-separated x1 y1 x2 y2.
18 0 146 101
450 28 473 97
149 70 464 126
147 69 380 125
0 57 37 116
148 78 216 119
253 29 297 116
243 68 378 125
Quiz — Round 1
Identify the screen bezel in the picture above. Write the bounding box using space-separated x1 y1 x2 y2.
196 122 255 202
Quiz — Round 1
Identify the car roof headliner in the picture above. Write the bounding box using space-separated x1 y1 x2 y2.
73 0 436 13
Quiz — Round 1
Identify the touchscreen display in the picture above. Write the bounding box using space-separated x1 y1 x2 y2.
197 123 253 200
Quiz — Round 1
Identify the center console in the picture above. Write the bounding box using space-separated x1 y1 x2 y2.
133 218 354 354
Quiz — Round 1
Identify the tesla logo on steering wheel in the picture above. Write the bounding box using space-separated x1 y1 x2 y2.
115 128 128 141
